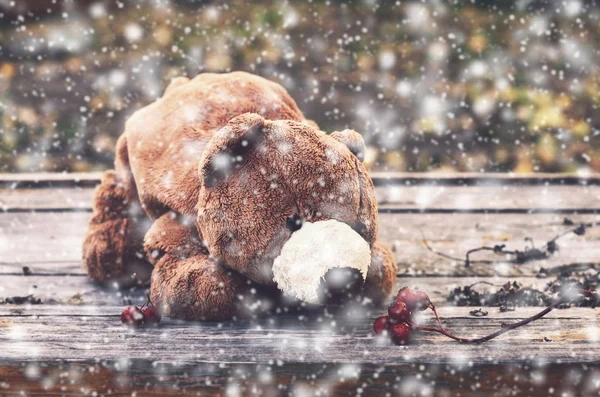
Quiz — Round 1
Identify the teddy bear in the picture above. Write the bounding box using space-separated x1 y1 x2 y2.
82 71 397 321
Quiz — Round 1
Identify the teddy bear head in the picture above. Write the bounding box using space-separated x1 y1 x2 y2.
196 112 378 303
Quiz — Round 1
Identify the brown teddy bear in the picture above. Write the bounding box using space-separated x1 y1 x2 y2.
82 72 397 321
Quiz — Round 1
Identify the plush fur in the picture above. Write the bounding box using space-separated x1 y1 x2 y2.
82 71 397 320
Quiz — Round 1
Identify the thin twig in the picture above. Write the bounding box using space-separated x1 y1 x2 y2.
429 304 446 332
468 281 498 288
419 230 471 263
421 219 600 268
413 295 567 344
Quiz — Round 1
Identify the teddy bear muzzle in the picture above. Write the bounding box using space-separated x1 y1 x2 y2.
271 219 371 304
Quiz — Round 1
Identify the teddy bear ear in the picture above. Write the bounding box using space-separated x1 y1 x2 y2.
199 113 265 188
163 76 189 96
330 129 366 162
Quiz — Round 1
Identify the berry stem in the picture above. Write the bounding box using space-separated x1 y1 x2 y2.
140 293 153 309
415 296 567 344
132 273 145 286
132 273 153 308
429 304 446 332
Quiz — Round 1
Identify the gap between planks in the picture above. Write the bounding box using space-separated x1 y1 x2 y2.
2 172 600 187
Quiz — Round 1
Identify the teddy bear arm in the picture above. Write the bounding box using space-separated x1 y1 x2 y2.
145 212 258 321
150 253 255 321
361 240 397 305
143 211 206 265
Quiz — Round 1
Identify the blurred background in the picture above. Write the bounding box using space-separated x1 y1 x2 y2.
1 0 599 173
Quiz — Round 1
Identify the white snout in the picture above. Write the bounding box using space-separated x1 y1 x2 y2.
272 219 371 303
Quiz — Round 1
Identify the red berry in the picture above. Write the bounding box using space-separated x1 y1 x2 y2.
142 305 161 325
373 316 391 334
388 301 410 321
397 287 430 311
390 322 412 345
121 306 143 327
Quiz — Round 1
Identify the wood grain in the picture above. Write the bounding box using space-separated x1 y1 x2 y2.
0 212 89 265
0 172 104 188
376 184 600 212
0 187 94 211
2 171 599 187
0 305 598 363
0 275 553 307
2 212 599 276
2 361 598 397
3 184 600 212
1 173 599 390
369 171 600 186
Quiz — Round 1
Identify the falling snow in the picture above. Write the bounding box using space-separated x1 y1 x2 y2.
2 1 600 396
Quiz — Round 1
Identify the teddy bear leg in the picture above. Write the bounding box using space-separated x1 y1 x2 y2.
82 136 150 283
82 170 150 282
362 241 397 305
145 213 263 321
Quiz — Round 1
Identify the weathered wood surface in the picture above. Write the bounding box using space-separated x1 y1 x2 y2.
2 212 599 276
4 184 600 213
0 187 93 211
0 275 551 307
1 361 595 397
377 184 600 212
0 305 598 363
1 173 600 395
2 171 600 186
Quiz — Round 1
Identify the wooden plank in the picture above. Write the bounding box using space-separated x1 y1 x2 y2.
1 174 599 392
3 184 600 212
376 184 600 212
382 212 600 276
0 275 581 307
0 187 94 212
0 212 89 265
1 361 597 397
2 172 600 188
0 261 82 275
0 275 492 306
0 172 104 188
5 303 591 319
0 305 598 363
0 274 145 306
369 171 600 186
2 212 598 276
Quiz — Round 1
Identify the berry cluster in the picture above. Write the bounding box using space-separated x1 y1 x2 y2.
374 286 598 345
120 274 161 328
372 287 435 345
121 297 161 328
